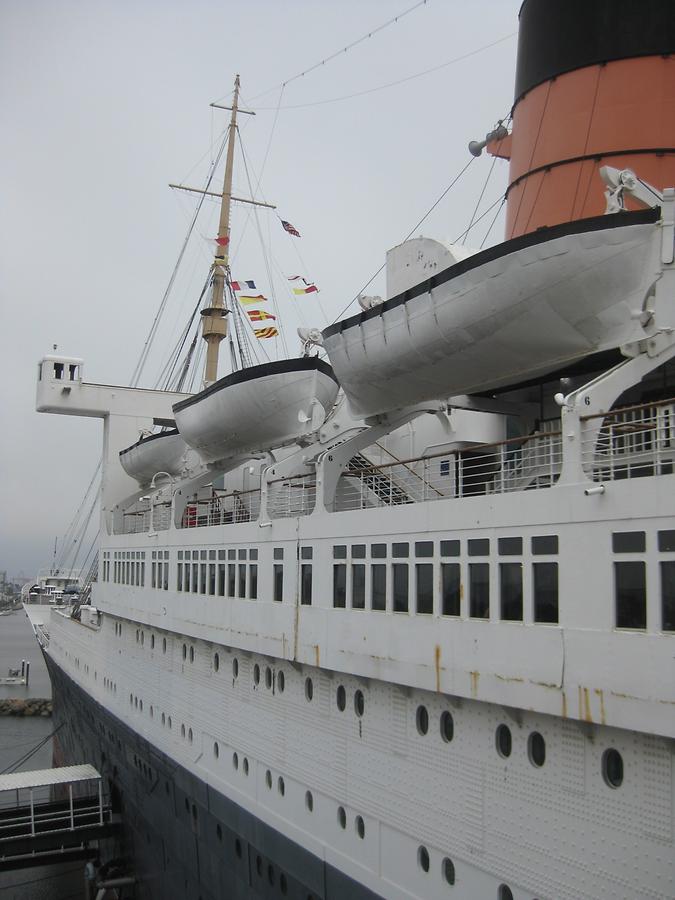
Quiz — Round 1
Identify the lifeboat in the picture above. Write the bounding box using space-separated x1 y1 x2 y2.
322 208 660 419
172 357 339 465
119 429 188 486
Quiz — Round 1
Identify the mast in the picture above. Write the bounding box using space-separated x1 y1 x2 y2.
200 75 241 385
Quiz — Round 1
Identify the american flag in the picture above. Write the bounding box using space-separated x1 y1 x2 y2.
280 219 301 237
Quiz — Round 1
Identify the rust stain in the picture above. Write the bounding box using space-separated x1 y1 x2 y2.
496 674 524 683
532 680 558 689
434 645 441 693
581 686 593 723
469 671 479 699
594 688 606 725
561 692 568 718
314 644 320 668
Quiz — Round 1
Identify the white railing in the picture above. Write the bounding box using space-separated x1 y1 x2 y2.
267 474 316 519
180 489 261 529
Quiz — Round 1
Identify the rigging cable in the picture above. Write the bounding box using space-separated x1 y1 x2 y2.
479 197 506 249
0 723 64 775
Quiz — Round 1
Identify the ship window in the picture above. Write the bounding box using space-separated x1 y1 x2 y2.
469 563 489 618
393 542 409 558
162 637 166 654
189 646 194 663
188 728 193 743
228 549 235 560
250 548 258 560
277 776 285 796
265 666 272 689
500 563 523 621
200 563 207 594
418 845 430 873
273 564 283 602
233 658 239 679
336 685 346 711
354 689 364 717
208 563 216 595
498 537 522 555
249 564 258 599
305 790 313 812
232 752 239 770
533 562 558 623
192 563 198 592
496 724 512 758
392 564 409 612
371 564 386 611
182 644 187 660
253 664 260 685
615 561 646 629
661 561 675 631
416 564 433 614
352 564 366 609
415 541 433 558
301 564 312 605
238 549 246 560
217 564 226 596
305 677 313 701
69 363 78 380
528 731 546 767
355 815 365 839
658 530 675 552
442 857 455 885
183 563 190 592
301 546 313 560
238 564 246 598
53 362 64 380
440 711 454 743
468 538 489 556
243 757 249 775
265 769 272 789
371 543 386 558
498 886 514 900
352 544 366 558
181 724 185 738
151 563 156 589
274 547 284 560
227 564 236 598
416 705 429 735
441 563 461 616
612 531 646 553
333 545 347 559
214 653 219 672
209 549 216 560
218 549 226 560
337 806 346 829
440 540 460 557
532 534 558 555
200 549 207 559
277 670 285 692
602 748 623 788
333 565 346 608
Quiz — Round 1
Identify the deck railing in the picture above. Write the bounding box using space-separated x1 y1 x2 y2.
180 489 261 529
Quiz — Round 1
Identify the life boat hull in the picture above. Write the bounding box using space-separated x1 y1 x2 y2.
119 430 187 486
172 358 339 465
322 209 660 419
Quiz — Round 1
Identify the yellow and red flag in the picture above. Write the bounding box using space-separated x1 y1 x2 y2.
238 294 267 306
254 326 279 339
247 309 276 322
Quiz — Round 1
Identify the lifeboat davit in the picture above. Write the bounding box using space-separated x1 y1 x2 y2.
322 208 660 419
119 429 188 486
172 357 339 465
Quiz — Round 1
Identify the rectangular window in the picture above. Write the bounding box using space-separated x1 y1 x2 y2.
200 563 207 594
151 562 156 589
217 564 226 597
250 549 258 560
228 564 236 598
238 564 246 599
615 561 647 629
498 537 522 555
192 563 198 593
532 535 558 555
660 561 675 631
658 530 675 552
177 563 183 592
218 549 226 560
301 564 312 605
392 563 409 612
352 544 366 559
333 565 346 608
415 541 433 557
333 545 347 559
228 549 236 560
371 543 387 558
352 564 366 609
392 542 409 558
140 562 145 587
183 562 191 593
500 563 523 621
612 531 646 553
273 564 283 602
441 563 461 616
301 546 313 560
238 549 247 560
469 563 489 618
371 564 386 611
533 562 558 623
209 549 216 560
208 563 216 596
468 538 489 556
416 563 433 614
274 547 284 560
249 564 258 599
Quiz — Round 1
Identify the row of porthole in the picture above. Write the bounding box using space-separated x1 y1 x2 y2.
415 705 455 742
417 846 456 886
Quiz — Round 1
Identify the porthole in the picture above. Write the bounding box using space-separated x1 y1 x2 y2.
139 700 143 712
233 657 239 679
213 742 219 759
354 689 364 717
182 644 187 660
280 873 288 895
267 864 275 886
256 855 263 877
214 652 220 672
149 706 153 718
496 724 512 758
181 724 186 738
602 748 624 788
189 646 195 663
168 716 172 729
336 685 346 711
442 857 456 885
216 823 222 841
440 711 454 743
266 769 272 789
277 776 285 796
355 815 365 839
498 885 514 900
235 838 242 859
337 806 346 829
528 731 546 767
243 757 249 776
161 712 165 726
140 631 144 646
232 752 239 770
416 705 429 736
305 790 313 812
278 670 285 692
305 677 313 701
418 845 430 873
151 635 155 649
265 667 272 689
253 664 260 685
162 637 167 654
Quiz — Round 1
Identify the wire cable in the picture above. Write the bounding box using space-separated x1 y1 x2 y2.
0 723 64 775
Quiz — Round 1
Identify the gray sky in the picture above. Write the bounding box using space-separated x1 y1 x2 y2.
1 0 521 578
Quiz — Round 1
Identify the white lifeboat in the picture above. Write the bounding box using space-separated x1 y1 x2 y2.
322 209 660 419
172 357 339 465
119 429 188 486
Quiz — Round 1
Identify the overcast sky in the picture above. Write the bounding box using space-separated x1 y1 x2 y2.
1 0 522 579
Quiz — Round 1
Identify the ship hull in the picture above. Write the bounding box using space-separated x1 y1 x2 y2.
45 655 380 900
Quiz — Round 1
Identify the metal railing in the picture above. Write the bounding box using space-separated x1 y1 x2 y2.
267 474 316 519
180 489 261 529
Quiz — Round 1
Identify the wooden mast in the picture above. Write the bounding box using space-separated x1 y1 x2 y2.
201 75 241 385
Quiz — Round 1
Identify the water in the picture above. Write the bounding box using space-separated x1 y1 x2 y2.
0 608 83 899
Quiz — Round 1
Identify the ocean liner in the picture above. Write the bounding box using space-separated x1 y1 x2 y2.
27 1 675 898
